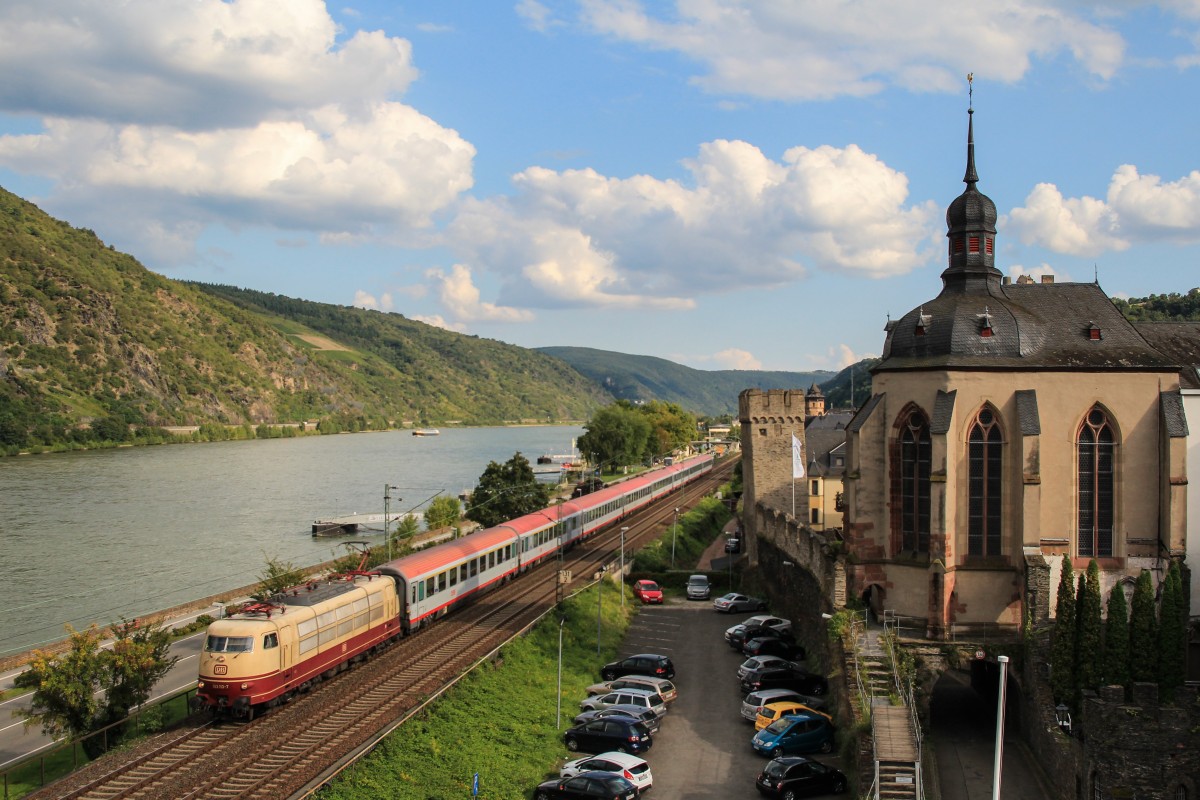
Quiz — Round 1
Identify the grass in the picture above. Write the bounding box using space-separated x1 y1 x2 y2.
318 582 637 800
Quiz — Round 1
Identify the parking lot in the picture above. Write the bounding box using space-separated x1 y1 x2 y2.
599 598 846 800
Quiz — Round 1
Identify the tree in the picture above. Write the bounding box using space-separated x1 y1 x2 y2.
576 403 652 470
424 495 462 530
1129 569 1158 683
1102 580 1130 690
1157 560 1186 700
252 556 308 601
637 400 697 459
1074 561 1103 696
15 620 177 754
389 514 421 556
1050 555 1075 704
465 452 552 528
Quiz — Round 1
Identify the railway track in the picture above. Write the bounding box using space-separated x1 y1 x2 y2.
31 457 735 800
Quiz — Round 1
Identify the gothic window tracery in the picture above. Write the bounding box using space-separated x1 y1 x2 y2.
896 408 931 553
1077 406 1115 558
968 407 1003 557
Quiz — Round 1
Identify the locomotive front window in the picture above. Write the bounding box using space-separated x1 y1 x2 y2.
205 635 253 653
263 633 278 649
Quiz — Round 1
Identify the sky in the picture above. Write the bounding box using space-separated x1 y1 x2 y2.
1 2 1199 373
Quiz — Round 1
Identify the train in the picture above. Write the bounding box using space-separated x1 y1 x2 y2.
194 453 714 717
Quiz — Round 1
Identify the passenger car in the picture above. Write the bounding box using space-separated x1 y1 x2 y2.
586 675 678 704
740 666 829 697
573 704 662 736
725 615 792 646
561 752 654 794
579 687 666 718
754 701 834 731
535 770 639 800
712 592 768 613
563 717 653 754
754 755 847 797
632 579 664 604
686 574 711 600
751 712 836 757
601 653 675 680
743 636 806 661
727 623 796 652
741 688 828 722
737 655 794 681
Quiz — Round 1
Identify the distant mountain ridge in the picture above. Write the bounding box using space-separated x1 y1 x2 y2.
537 346 836 416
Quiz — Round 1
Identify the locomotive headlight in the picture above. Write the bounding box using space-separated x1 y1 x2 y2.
240 683 249 690
197 681 205 688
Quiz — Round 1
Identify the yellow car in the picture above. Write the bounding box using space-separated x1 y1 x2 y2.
754 700 834 731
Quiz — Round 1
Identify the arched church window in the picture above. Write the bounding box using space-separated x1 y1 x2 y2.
968 407 1003 556
897 409 931 553
1078 407 1115 558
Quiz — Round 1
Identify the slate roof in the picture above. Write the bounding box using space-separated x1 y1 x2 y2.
1015 390 1041 436
847 394 884 434
1161 391 1189 439
804 411 855 477
877 281 1181 372
1134 322 1200 390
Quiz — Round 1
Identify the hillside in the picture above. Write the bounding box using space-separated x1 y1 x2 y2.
537 346 834 416
0 186 606 451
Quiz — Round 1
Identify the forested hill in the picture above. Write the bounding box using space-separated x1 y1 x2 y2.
0 185 606 452
538 346 834 416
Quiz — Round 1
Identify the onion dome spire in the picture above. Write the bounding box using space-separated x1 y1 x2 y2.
943 77 1000 292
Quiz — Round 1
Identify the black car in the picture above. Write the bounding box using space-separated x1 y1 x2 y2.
536 770 639 800
740 666 828 697
728 624 795 651
600 653 675 681
563 717 654 754
743 636 806 661
755 755 848 798
573 704 662 735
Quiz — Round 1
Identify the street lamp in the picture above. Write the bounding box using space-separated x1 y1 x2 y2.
671 508 680 569
620 527 628 608
557 616 566 729
596 566 607 654
383 484 401 561
993 655 1010 800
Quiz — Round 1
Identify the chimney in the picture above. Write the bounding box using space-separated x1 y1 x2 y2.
1040 275 1054 284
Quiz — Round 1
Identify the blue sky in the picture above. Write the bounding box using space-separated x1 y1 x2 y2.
2 1 1199 373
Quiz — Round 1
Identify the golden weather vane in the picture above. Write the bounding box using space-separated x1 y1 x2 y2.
967 73 974 109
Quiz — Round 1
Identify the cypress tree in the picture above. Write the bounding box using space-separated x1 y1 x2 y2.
1075 560 1104 694
1129 570 1158 684
1050 555 1076 704
1102 580 1130 690
1157 560 1186 700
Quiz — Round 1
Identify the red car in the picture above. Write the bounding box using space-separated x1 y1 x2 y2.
632 580 664 604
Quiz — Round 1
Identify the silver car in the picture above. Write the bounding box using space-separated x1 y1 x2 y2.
686 574 711 600
579 687 667 718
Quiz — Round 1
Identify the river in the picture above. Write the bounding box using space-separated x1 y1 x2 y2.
0 426 583 659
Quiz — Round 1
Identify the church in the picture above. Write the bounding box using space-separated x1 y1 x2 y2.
841 107 1190 638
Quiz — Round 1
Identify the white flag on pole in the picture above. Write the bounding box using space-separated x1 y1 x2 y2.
792 434 805 479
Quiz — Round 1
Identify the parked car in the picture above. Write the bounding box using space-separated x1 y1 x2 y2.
563 717 653 754
561 752 654 794
737 655 794 681
740 666 829 697
580 687 666 718
754 755 848 797
751 712 836 757
728 622 797 650
754 700 834 731
686 574 711 600
601 653 675 681
632 579 664 604
743 636 806 661
741 688 828 722
725 615 792 646
713 592 768 613
586 675 678 704
535 770 639 800
573 704 662 736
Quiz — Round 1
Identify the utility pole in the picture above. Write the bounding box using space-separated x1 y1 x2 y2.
620 527 628 608
671 508 680 569
383 484 400 561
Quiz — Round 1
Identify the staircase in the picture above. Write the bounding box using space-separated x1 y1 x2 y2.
851 613 924 800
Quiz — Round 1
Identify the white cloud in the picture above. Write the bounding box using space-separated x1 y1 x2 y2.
445 139 935 311
832 344 860 369
576 0 1126 101
412 314 468 332
516 0 561 32
1005 164 1200 256
1005 182 1127 256
353 290 394 311
1006 263 1069 284
426 264 536 323
0 0 474 265
705 349 764 370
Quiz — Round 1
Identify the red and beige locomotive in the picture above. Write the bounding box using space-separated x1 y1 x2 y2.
196 454 713 717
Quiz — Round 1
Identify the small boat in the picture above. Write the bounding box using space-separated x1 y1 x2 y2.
412 428 440 436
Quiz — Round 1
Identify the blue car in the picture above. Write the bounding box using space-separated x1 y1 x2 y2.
751 712 835 758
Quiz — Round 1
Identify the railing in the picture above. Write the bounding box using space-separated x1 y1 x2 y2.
880 609 924 800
